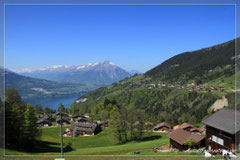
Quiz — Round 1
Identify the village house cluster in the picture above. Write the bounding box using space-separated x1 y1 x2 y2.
118 77 232 93
37 107 240 157
146 82 230 92
37 112 108 137
153 108 240 157
153 122 205 151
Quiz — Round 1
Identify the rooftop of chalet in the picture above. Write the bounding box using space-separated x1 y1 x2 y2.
154 122 171 129
181 122 195 129
168 128 204 145
202 108 240 135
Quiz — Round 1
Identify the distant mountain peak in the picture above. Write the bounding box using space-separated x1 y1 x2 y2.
52 65 70 69
16 61 117 73
16 60 131 85
15 68 33 73
103 60 114 65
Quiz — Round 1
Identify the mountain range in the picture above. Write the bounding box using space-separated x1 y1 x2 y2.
1 61 132 101
18 60 131 85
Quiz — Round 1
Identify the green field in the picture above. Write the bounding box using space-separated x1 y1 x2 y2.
6 127 170 155
3 127 223 160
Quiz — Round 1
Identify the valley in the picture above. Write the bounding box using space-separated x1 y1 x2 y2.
3 39 239 159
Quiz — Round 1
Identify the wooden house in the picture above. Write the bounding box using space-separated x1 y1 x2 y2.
70 122 101 136
168 128 205 151
56 116 70 125
56 112 68 117
202 108 240 155
37 114 52 127
84 113 90 118
71 114 88 122
96 120 108 128
189 127 201 134
181 122 196 132
154 122 172 132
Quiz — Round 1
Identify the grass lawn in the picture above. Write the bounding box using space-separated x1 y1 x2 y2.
4 127 224 159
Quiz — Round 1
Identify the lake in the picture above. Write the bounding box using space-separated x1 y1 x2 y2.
23 94 82 110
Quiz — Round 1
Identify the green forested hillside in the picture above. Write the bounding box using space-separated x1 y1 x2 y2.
145 39 235 84
72 39 237 125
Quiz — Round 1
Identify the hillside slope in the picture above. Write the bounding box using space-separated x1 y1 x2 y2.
72 39 237 125
145 39 235 83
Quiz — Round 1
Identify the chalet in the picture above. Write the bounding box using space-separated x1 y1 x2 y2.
181 122 197 132
144 122 153 130
74 116 88 122
189 127 201 134
168 128 205 151
71 114 88 122
202 108 240 155
96 120 108 128
37 114 52 127
84 113 90 118
70 122 101 136
56 112 69 117
56 116 70 125
154 122 172 133
144 122 153 126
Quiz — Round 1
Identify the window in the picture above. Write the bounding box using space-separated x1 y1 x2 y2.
212 135 224 146
212 135 217 143
218 138 224 145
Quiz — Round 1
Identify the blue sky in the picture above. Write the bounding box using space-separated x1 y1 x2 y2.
5 5 235 73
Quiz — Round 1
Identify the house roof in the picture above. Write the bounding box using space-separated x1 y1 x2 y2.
202 108 240 135
72 114 85 118
37 119 50 124
37 114 50 124
84 113 90 116
168 128 204 145
190 127 201 132
96 120 108 125
74 116 87 122
70 122 98 133
173 125 183 130
181 123 195 129
56 112 68 116
154 122 171 130
42 114 50 120
56 116 69 123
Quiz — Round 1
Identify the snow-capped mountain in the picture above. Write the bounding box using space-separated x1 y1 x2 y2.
17 61 131 85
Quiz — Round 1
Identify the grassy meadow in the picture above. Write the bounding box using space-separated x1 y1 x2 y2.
5 127 169 155
3 126 224 160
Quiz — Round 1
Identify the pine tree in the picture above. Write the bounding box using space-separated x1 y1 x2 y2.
5 89 25 148
58 104 65 112
5 88 40 149
35 104 43 114
23 104 40 147
44 106 52 114
109 106 124 144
